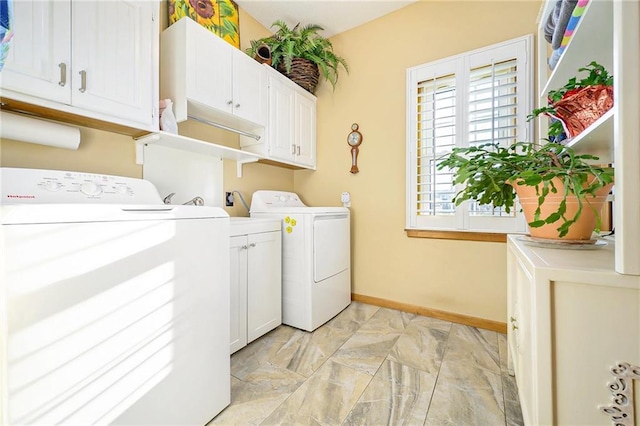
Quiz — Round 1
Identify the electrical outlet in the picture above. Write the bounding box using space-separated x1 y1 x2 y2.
225 192 234 207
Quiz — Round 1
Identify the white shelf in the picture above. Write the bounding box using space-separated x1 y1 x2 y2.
134 131 263 177
540 0 613 97
564 108 614 163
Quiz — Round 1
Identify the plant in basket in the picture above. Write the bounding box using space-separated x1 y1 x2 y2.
246 20 349 93
529 61 613 141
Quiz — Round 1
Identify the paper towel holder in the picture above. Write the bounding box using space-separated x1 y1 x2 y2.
0 110 81 150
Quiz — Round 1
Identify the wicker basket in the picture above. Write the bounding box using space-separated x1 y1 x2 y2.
277 57 320 94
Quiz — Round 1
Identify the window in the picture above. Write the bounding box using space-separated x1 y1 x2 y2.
406 35 533 233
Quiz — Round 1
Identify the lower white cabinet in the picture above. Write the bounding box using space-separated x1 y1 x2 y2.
507 235 640 425
230 219 282 354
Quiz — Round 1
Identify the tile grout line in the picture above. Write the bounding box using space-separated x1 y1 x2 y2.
260 306 379 425
422 321 454 425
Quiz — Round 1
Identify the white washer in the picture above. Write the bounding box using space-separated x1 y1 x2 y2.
250 190 351 332
0 168 230 425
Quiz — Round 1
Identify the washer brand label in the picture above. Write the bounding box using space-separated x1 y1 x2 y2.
6 194 36 199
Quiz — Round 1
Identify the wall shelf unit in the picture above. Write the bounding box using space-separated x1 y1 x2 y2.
134 131 262 177
509 0 640 423
535 0 639 275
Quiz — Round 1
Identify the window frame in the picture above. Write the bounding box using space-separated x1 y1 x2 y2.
405 35 534 234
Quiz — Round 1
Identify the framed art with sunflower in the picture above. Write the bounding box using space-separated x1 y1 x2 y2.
169 0 240 48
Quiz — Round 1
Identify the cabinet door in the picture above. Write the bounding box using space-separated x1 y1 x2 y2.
184 20 233 116
230 236 248 354
247 231 282 343
507 245 536 426
232 50 267 126
295 90 317 168
1 0 71 104
71 0 154 126
267 75 296 162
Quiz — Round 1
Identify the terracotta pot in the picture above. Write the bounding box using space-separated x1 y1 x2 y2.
512 177 614 240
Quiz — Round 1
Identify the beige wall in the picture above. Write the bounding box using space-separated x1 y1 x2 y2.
294 1 541 322
0 1 540 323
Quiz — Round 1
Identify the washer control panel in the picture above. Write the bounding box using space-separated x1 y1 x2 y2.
1 168 163 204
250 190 306 211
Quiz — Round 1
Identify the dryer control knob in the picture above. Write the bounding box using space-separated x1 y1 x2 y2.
80 181 102 196
44 180 62 191
278 195 287 203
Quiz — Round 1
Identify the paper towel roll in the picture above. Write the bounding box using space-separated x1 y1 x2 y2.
0 111 81 150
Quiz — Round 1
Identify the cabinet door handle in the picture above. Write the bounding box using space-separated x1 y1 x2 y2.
235 103 240 108
79 70 87 93
296 145 301 155
227 100 233 105
291 145 296 155
512 324 518 331
249 243 256 248
58 63 67 87
241 245 248 250
510 316 517 323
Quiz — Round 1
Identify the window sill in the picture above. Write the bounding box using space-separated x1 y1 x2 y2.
405 229 508 243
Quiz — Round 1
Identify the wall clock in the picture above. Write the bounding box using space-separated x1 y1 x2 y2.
347 123 363 174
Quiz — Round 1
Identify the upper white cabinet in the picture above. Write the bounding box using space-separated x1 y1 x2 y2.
241 66 317 169
1 0 157 132
161 17 268 133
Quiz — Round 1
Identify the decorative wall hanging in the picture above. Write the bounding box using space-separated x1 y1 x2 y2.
347 123 363 174
169 0 240 48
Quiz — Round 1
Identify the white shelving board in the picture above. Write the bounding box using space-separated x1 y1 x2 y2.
536 0 640 276
564 108 614 163
538 0 614 159
134 131 263 177
540 0 613 96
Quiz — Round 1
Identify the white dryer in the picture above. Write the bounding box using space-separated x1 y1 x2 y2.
250 191 351 332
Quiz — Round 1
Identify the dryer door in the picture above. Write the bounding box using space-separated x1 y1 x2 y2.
313 214 350 282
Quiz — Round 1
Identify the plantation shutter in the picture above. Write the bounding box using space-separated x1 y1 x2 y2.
407 35 531 233
467 59 519 218
416 73 457 218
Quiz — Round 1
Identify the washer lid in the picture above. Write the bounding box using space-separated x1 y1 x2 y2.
251 206 349 215
250 190 349 214
1 204 229 225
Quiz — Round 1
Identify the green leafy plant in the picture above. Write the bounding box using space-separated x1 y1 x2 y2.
246 20 349 90
437 141 614 237
528 61 613 138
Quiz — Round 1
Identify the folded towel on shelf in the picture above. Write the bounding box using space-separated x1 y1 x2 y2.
544 0 561 43
554 0 578 49
549 48 562 70
547 0 590 70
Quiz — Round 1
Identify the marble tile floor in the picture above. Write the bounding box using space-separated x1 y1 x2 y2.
210 302 524 426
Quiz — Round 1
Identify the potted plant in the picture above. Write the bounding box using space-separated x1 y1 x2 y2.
529 61 613 141
437 141 614 240
437 61 615 241
246 20 349 93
